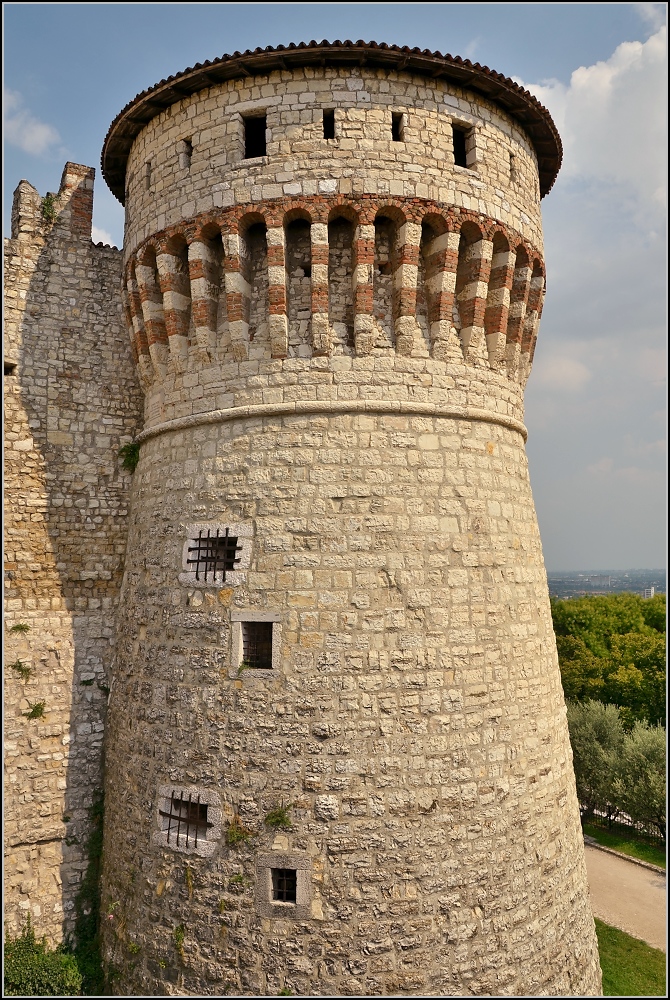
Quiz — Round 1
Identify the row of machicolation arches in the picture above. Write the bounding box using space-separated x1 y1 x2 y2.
123 198 545 386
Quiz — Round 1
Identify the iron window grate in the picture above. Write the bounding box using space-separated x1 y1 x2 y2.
272 868 297 903
159 792 211 848
186 528 241 582
241 621 273 669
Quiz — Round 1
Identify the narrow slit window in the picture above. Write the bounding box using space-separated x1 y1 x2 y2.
187 528 241 583
452 126 468 168
241 621 273 670
244 115 267 158
391 112 404 142
509 151 516 178
272 868 297 903
159 792 211 849
145 161 152 190
179 138 193 170
323 109 335 140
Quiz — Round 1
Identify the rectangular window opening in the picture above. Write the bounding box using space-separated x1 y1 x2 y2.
391 112 404 142
179 138 193 170
187 528 241 583
241 621 273 670
509 151 516 178
4 361 17 376
272 868 297 903
145 161 152 190
244 115 267 159
323 109 335 140
452 126 468 168
160 792 211 849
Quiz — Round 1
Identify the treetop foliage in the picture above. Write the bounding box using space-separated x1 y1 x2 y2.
552 593 666 728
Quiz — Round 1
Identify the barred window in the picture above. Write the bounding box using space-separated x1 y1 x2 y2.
159 791 211 849
186 528 241 583
272 868 297 903
180 522 252 588
154 784 222 857
241 621 273 670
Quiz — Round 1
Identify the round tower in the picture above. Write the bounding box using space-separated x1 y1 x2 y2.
100 42 601 996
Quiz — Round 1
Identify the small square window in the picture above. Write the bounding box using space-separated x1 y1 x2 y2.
272 868 297 903
256 851 312 918
160 792 210 848
323 109 335 140
231 611 281 674
242 621 273 670
180 522 252 588
154 784 222 857
186 527 241 583
244 115 267 158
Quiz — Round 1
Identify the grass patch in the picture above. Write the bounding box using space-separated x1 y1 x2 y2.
596 918 666 996
584 821 666 869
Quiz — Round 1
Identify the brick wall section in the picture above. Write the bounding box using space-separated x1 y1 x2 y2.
3 163 142 943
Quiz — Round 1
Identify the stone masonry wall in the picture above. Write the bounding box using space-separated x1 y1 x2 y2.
101 407 600 997
97 56 600 997
122 68 544 258
3 163 142 942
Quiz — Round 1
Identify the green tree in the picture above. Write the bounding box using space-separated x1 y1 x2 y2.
612 721 666 841
552 594 666 728
640 593 666 633
603 632 666 728
556 634 605 702
566 701 625 819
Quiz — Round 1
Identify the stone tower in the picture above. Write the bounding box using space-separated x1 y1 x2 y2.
98 42 601 996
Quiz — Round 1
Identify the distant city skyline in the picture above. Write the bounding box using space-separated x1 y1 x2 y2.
4 3 666 570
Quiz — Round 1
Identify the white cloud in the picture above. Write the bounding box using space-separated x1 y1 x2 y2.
4 89 61 156
521 26 667 209
635 3 667 31
91 225 114 246
532 354 591 392
587 457 614 475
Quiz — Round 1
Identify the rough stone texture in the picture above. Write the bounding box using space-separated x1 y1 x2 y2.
98 57 600 996
3 163 142 942
3 49 601 997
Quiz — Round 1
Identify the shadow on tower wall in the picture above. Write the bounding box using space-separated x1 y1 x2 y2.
3 164 142 962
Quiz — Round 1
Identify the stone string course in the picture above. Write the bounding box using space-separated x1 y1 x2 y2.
4 47 600 998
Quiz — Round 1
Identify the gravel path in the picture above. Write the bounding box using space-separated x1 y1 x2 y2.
584 844 666 951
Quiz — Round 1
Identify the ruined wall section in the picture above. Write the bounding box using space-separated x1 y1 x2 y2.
3 163 142 943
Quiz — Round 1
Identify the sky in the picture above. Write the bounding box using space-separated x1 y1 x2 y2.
3 3 667 572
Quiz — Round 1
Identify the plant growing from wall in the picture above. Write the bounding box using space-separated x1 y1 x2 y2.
118 442 140 473
9 622 30 633
173 925 186 963
41 193 58 224
24 701 46 719
264 802 293 830
73 792 105 995
184 864 194 899
4 915 82 997
225 816 254 847
10 659 32 681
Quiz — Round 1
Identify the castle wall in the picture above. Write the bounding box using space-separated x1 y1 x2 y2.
3 164 142 942
97 55 600 996
102 407 600 996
